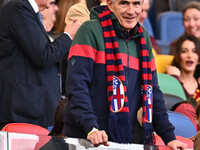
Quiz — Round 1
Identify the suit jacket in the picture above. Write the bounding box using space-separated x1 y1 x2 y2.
0 0 71 127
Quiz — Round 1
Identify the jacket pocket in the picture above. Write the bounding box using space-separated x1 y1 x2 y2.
11 82 45 121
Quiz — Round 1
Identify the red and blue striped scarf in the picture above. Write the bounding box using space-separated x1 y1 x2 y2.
99 7 155 145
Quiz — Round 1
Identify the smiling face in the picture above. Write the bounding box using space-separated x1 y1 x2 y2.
179 40 199 73
107 0 143 31
183 8 200 38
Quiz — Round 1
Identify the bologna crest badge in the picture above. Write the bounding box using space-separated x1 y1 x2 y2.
111 76 125 112
141 85 153 123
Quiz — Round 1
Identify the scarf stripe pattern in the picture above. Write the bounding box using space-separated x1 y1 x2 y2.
137 26 155 145
99 7 154 145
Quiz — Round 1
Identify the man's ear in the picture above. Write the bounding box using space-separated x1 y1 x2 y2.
107 0 113 11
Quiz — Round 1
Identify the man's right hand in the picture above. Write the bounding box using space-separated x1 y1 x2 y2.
64 19 82 39
87 130 110 147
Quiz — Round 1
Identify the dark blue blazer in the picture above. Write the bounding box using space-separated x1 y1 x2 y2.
0 0 71 127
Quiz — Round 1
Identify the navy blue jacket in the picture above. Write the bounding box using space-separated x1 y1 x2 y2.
63 6 176 145
0 0 71 127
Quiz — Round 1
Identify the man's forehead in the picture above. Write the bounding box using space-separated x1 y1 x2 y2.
114 0 142 2
49 0 56 3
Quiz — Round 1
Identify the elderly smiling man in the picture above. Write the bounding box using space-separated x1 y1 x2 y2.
62 0 187 149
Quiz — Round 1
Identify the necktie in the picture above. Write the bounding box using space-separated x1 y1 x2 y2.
36 12 43 25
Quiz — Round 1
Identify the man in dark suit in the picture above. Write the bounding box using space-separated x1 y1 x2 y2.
0 0 82 129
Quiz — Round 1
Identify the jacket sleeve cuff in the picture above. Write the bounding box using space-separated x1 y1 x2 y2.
82 120 99 135
159 131 176 145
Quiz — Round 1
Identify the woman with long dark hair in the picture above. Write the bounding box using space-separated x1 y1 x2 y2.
167 34 200 98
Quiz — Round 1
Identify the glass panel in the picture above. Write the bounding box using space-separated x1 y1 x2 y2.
4 132 193 150
0 131 7 150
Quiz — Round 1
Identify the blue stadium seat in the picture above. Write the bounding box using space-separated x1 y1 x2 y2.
156 11 185 43
168 111 197 138
143 17 155 37
156 40 170 54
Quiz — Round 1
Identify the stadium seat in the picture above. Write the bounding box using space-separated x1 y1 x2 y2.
143 17 155 37
156 11 184 43
1 123 50 135
168 111 197 138
155 54 174 73
163 93 184 110
155 134 194 149
156 40 171 54
157 73 187 100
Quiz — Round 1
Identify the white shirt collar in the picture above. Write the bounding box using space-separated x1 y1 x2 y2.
28 0 39 13
100 2 107 5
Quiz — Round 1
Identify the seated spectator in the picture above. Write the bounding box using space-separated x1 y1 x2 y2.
139 0 161 54
170 1 200 55
166 34 200 99
172 64 200 132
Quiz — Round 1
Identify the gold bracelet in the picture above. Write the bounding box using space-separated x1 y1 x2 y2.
87 127 99 136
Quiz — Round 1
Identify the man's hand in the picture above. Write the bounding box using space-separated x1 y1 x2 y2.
87 130 110 147
167 140 187 150
64 19 82 39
